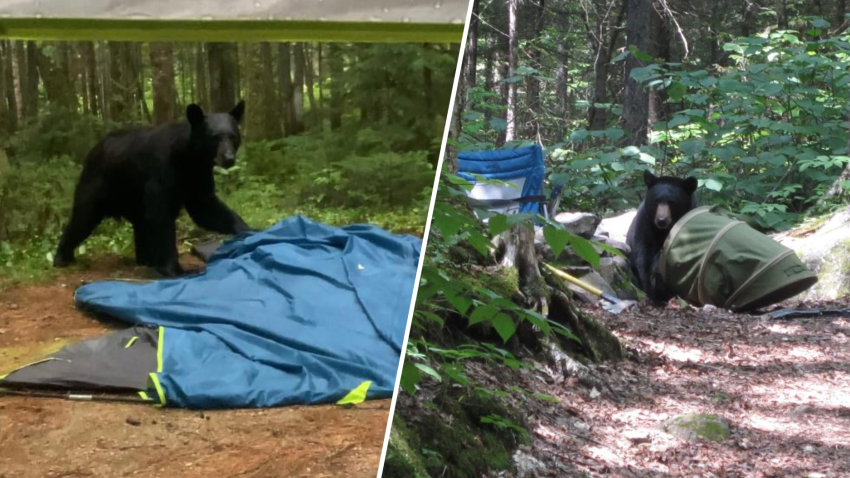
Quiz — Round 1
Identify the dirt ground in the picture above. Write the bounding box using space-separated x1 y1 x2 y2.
0 255 390 478
507 298 850 477
400 296 850 478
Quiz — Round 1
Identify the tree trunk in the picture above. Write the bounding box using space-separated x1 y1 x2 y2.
1 41 18 133
11 42 23 123
776 0 788 29
317 44 325 128
35 42 78 111
278 43 296 136
525 0 546 140
463 0 480 97
150 42 177 125
484 35 495 125
292 43 306 134
303 44 318 130
0 41 10 135
207 43 238 111
260 42 281 137
244 42 280 141
838 0 846 28
23 41 39 120
195 44 210 111
555 39 569 135
77 42 99 117
328 44 343 130
446 64 466 175
108 42 134 123
622 0 660 146
504 0 518 144
133 44 150 123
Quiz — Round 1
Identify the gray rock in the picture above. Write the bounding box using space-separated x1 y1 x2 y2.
662 414 730 442
553 212 601 239
594 209 637 245
598 256 638 301
512 449 546 478
773 205 850 300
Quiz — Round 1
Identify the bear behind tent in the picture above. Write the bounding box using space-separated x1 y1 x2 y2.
626 171 698 302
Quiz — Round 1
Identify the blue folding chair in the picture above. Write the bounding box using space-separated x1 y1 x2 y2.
458 144 561 220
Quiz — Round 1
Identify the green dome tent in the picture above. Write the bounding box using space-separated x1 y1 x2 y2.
0 0 467 43
659 206 818 312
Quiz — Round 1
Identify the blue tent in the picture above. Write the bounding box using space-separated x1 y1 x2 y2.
457 144 546 215
0 216 421 409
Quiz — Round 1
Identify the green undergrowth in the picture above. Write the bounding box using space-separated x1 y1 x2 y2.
0 133 432 290
384 388 529 478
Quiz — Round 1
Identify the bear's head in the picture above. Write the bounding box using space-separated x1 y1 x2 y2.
186 100 245 169
643 170 698 231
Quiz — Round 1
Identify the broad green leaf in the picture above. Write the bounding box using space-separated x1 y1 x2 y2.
702 178 723 191
679 139 706 156
414 363 443 382
668 115 690 128
622 146 640 156
492 313 517 343
446 174 473 187
569 235 601 268
543 225 570 258
533 393 560 403
605 128 625 141
668 81 687 101
400 361 422 395
469 304 499 325
444 291 472 316
638 152 656 165
433 213 462 238
489 117 507 131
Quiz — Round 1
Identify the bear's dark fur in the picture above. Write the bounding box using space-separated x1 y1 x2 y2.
53 101 251 277
626 170 698 303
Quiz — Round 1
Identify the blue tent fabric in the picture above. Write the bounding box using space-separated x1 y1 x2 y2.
457 144 545 214
73 216 421 409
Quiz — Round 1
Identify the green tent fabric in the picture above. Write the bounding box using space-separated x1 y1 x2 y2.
659 206 817 312
0 0 467 43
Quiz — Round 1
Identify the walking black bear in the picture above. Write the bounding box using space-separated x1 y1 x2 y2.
626 170 698 303
53 101 252 277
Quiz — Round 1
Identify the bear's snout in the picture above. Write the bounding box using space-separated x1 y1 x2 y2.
216 143 237 169
654 203 672 229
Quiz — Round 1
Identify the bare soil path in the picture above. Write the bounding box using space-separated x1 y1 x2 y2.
0 255 389 478
508 299 850 477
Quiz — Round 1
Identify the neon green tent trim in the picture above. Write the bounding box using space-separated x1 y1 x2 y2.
0 0 468 43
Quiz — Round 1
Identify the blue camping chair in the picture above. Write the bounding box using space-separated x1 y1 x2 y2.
458 144 561 220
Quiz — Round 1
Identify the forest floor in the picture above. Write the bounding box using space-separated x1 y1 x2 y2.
398 296 850 478
0 255 389 478
479 298 850 478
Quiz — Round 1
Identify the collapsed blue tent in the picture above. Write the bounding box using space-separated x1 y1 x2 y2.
0 216 421 409
457 144 546 215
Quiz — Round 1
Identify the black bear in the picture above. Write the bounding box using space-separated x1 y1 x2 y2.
53 101 251 277
626 170 698 303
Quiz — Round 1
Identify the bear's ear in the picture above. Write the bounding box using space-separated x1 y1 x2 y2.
230 100 245 124
683 176 698 195
643 169 657 189
186 104 205 126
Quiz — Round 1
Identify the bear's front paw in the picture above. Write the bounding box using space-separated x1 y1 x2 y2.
53 253 75 268
155 263 185 278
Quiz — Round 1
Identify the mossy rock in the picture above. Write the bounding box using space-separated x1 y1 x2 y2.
663 414 730 442
399 388 527 478
478 266 520 300
383 417 430 478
